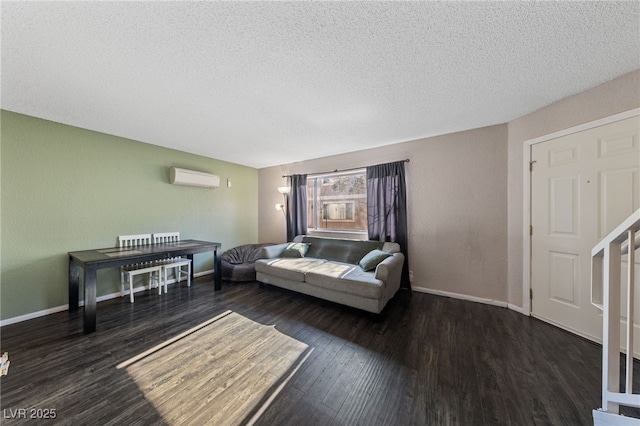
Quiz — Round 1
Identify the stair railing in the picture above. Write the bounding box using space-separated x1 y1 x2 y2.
592 209 640 425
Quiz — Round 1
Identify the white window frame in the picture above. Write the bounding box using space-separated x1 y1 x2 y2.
307 169 368 235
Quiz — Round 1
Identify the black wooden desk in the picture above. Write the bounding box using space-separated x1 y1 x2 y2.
68 239 222 333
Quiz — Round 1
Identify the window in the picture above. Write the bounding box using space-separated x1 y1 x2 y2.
307 170 367 232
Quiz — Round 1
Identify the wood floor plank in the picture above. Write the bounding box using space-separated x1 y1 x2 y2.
251 385 305 426
321 344 366 413
288 336 344 394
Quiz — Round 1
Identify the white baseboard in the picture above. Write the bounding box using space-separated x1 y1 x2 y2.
0 269 215 327
411 286 529 315
194 269 215 278
507 303 527 315
531 312 602 345
412 286 509 309
0 305 71 327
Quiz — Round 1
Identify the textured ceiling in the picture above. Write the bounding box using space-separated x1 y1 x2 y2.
2 1 639 169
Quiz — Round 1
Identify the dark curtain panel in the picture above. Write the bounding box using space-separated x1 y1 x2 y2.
286 174 308 241
366 161 410 289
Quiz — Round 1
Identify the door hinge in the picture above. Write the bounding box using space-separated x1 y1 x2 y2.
529 160 537 172
529 225 533 236
530 288 533 299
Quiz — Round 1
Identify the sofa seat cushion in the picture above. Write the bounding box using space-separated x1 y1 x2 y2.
255 258 326 282
305 261 383 299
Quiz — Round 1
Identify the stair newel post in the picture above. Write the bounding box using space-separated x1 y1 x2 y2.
603 241 622 413
626 230 636 395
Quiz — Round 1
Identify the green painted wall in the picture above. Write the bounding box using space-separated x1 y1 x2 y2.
0 110 258 321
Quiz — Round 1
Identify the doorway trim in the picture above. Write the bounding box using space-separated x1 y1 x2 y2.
522 107 640 316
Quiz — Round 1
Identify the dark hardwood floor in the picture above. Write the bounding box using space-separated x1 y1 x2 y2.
0 277 635 425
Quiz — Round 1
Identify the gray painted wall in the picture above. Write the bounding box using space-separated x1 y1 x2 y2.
259 125 509 304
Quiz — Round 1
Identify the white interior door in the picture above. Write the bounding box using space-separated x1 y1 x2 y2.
531 115 640 347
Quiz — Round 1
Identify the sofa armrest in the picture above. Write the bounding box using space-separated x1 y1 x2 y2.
374 252 405 287
259 243 289 259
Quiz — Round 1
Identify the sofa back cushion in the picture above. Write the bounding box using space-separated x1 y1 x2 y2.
358 249 392 271
301 236 384 265
280 242 311 258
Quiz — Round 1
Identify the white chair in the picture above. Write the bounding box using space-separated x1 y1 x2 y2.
118 234 163 303
152 232 192 293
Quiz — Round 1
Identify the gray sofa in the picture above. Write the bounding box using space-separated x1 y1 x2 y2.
255 235 405 314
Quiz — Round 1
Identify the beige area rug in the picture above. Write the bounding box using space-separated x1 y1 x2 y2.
117 311 310 425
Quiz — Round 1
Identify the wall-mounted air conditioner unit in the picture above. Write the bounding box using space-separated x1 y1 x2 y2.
169 167 220 188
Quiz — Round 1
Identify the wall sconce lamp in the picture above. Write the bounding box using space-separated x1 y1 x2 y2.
277 186 291 195
276 186 291 216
